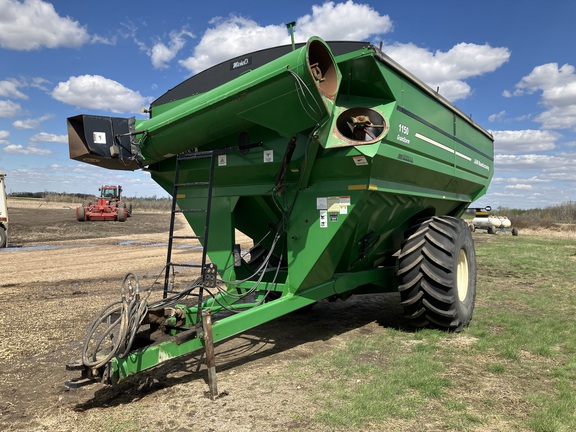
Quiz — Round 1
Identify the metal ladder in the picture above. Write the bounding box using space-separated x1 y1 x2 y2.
163 150 218 298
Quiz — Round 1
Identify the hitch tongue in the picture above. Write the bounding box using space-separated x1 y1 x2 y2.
64 361 108 388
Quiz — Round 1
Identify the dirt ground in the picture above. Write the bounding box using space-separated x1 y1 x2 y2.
1 200 409 432
5 201 572 431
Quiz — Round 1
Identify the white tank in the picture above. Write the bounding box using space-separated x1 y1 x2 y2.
472 215 511 228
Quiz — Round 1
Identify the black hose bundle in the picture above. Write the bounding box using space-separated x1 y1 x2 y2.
82 271 205 370
82 273 148 369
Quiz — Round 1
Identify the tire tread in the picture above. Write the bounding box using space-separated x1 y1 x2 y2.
398 216 476 331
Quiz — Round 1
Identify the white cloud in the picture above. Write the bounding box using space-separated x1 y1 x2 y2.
505 184 533 190
490 129 562 153
513 63 576 104
148 29 194 69
489 152 576 210
89 33 117 46
534 105 576 130
0 129 9 144
3 144 51 155
509 62 576 131
482 168 576 209
488 110 506 122
0 78 51 105
490 107 533 125
439 80 471 101
0 78 27 99
0 0 89 50
30 132 67 143
0 100 21 117
12 114 53 130
544 172 576 182
51 75 150 114
495 154 563 170
489 191 526 198
30 77 51 92
179 1 393 74
495 154 576 185
178 16 290 74
382 42 510 101
295 1 393 41
491 176 549 185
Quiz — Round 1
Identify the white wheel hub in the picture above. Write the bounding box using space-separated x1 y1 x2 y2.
456 249 469 302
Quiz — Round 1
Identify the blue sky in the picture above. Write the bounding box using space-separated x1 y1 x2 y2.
1 0 575 209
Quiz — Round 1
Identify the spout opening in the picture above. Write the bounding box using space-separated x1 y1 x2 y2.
335 107 389 145
307 39 339 100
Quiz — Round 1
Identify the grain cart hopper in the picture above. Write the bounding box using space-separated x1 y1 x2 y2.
0 173 8 248
76 185 131 222
65 37 494 391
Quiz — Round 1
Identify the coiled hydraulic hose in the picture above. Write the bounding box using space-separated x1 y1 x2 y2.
82 271 205 370
82 273 148 369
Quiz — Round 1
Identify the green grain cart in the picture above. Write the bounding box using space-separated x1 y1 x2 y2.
66 37 493 391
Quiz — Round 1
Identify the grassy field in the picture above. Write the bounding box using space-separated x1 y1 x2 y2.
287 232 576 431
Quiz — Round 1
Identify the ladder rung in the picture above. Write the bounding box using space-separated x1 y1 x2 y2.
169 263 204 268
171 235 203 240
176 209 208 214
175 182 209 187
178 151 214 160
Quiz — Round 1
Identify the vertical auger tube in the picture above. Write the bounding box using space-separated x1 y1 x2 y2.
135 37 341 163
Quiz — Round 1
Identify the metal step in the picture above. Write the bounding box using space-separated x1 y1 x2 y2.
170 235 203 240
177 209 208 214
169 263 204 268
175 181 209 187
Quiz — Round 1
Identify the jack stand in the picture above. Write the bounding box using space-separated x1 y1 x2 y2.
202 310 218 400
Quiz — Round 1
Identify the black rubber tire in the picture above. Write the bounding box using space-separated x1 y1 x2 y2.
0 227 6 248
398 216 477 331
487 225 496 235
512 228 519 236
76 206 86 222
117 207 127 222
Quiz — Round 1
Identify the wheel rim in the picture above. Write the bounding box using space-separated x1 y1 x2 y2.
456 249 469 302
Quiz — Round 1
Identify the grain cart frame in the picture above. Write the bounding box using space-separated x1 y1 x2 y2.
0 173 8 248
66 37 493 390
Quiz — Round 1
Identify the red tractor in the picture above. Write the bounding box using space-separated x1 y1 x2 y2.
76 185 132 222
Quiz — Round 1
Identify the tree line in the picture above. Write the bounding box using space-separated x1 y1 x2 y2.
9 191 172 211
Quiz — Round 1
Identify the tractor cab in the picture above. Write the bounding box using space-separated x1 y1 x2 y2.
99 185 122 202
